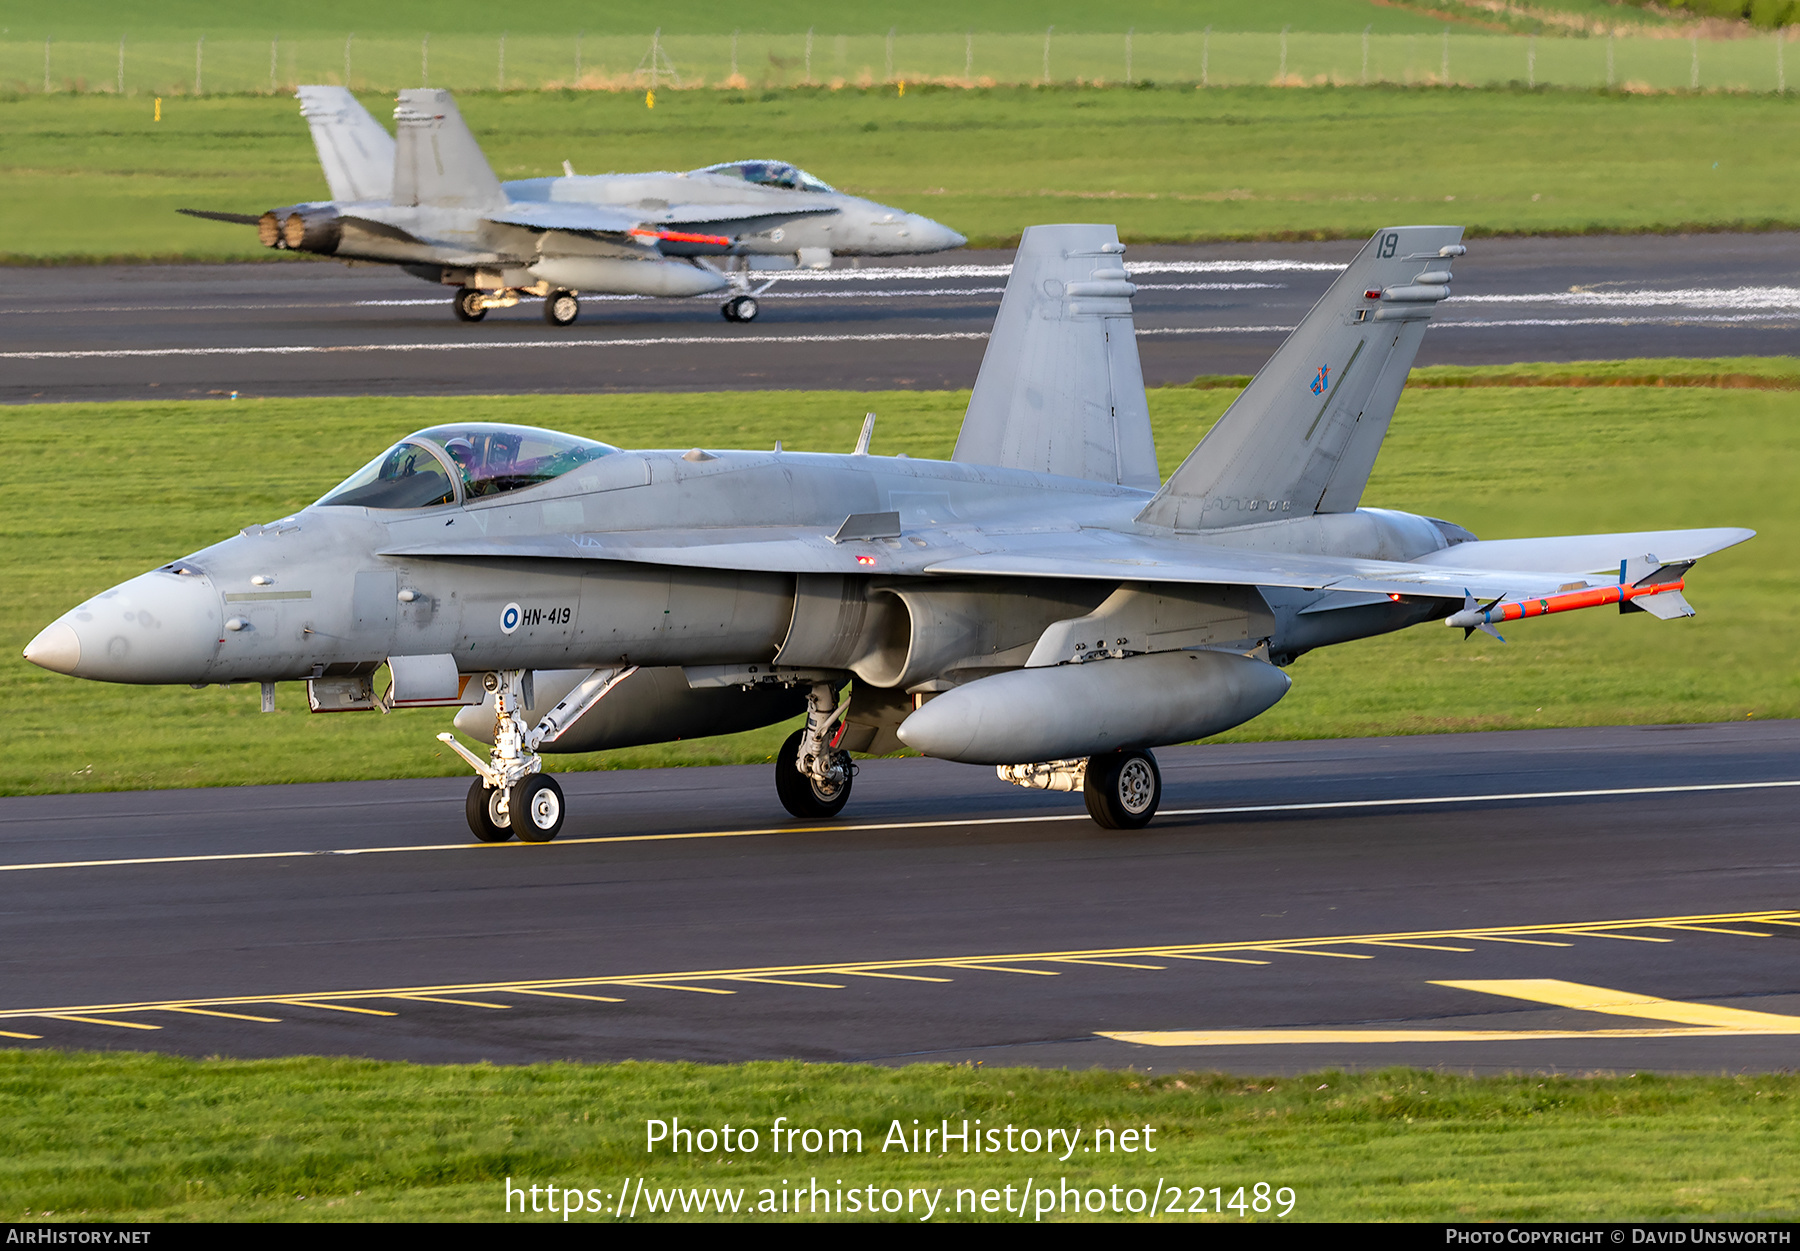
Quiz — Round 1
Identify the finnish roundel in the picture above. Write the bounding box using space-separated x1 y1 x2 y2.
500 602 522 635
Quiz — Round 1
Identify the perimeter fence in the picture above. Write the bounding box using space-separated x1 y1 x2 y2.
4 28 1797 97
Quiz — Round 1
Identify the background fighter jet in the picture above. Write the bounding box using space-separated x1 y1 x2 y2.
184 86 965 325
25 224 1751 840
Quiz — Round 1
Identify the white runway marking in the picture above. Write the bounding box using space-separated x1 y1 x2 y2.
1 777 1794 875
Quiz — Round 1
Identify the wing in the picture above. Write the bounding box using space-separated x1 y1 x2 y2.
381 523 1750 604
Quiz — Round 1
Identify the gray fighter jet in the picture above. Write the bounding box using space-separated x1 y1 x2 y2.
184 85 965 325
25 224 1750 839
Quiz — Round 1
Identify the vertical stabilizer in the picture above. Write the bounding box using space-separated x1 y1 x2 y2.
1137 225 1465 530
296 85 394 203
392 88 505 211
954 224 1160 490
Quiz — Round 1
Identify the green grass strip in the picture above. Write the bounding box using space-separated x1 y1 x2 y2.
1 1051 1794 1221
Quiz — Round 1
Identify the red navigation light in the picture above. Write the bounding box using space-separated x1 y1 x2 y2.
1364 289 1383 299
856 555 877 566
630 227 732 247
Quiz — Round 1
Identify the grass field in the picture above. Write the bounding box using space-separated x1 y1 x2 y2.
3 360 1792 797
3 86 1796 261
1 1053 1793 1221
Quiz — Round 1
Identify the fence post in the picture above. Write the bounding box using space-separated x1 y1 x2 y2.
118 36 125 94
499 32 506 90
1279 25 1288 82
1441 28 1449 85
886 27 894 82
576 30 583 83
1202 26 1210 87
1690 32 1699 90
271 37 278 92
805 27 813 83
1042 26 1051 85
344 34 352 89
1778 29 1785 95
422 33 429 87
1125 27 1133 82
43 37 49 94
965 30 973 84
1362 25 1370 85
1606 29 1614 88
196 35 203 95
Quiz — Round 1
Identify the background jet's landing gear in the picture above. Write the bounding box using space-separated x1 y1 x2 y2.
453 288 488 322
721 295 759 323
774 682 853 818
543 290 580 327
438 670 567 842
1084 748 1161 830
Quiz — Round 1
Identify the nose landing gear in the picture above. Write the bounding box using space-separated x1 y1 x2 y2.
543 289 581 326
438 669 567 842
721 295 760 322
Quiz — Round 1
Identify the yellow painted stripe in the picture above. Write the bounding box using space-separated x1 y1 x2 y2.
392 995 511 1009
1260 948 1374 960
6 779 1798 876
1107 980 1800 1046
1047 958 1167 970
1650 924 1771 937
1356 941 1476 952
723 977 846 989
156 1007 281 1022
1432 980 1800 1030
0 1029 42 1039
508 989 625 1003
1549 930 1672 943
4 908 1793 1023
627 983 736 995
45 1015 160 1030
273 1000 397 1016
833 970 955 982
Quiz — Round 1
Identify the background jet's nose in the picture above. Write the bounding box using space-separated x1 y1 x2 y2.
912 215 967 251
23 621 81 675
30 568 222 685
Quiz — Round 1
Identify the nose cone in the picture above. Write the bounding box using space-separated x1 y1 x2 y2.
23 621 81 675
910 214 966 252
27 568 222 684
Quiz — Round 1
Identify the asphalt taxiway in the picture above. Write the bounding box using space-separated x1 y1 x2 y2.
5 232 1799 403
2 719 1796 1073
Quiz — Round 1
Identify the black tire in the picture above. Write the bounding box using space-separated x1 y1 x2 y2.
543 290 580 326
774 727 852 819
466 778 513 842
454 289 488 322
734 296 760 322
720 299 740 322
508 774 565 842
1083 749 1161 830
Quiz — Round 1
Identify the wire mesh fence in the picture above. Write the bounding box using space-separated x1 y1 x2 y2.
3 28 1794 97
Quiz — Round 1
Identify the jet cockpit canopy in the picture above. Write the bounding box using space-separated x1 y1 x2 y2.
695 160 836 194
317 423 618 509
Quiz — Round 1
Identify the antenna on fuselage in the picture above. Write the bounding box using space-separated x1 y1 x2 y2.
853 412 876 456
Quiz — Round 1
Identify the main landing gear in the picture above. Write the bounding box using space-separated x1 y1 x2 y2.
998 748 1163 829
774 681 854 818
438 670 566 843
543 289 580 326
453 288 489 322
721 295 760 323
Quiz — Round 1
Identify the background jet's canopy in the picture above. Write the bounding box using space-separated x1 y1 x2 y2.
695 161 835 193
317 423 616 509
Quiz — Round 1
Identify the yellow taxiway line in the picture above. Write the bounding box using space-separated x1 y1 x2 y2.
1102 979 1800 1046
3 908 1792 1028
2 778 1796 876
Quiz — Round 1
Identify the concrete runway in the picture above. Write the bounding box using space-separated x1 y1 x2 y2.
5 233 1799 403
2 719 1796 1074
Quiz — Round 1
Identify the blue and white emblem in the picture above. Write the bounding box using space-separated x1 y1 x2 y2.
500 602 522 635
1310 365 1331 396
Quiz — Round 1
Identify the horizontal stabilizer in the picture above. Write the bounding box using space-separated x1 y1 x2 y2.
1139 225 1465 530
297 85 394 203
954 224 1160 490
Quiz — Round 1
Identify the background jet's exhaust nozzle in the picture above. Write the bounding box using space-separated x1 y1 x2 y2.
257 211 281 248
280 206 343 253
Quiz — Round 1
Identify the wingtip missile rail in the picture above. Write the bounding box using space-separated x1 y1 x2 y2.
1447 570 1692 637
